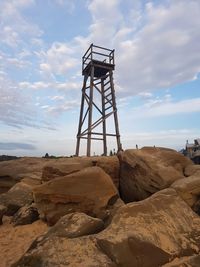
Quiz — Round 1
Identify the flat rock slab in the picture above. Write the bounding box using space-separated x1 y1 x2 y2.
0 157 49 181
33 166 119 225
46 212 104 238
42 155 120 188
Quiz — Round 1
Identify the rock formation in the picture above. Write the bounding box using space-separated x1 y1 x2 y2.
42 155 119 187
0 147 200 267
119 147 192 202
33 166 119 225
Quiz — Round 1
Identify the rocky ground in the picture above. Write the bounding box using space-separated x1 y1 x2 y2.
1 147 200 266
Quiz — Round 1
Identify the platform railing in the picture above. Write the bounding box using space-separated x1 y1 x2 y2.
82 44 115 73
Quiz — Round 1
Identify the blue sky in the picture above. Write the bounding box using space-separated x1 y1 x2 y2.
0 0 200 156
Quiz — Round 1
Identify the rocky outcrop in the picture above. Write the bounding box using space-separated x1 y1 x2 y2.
193 199 200 216
42 156 120 188
0 157 48 181
184 164 200 176
0 182 34 215
162 255 200 266
12 188 200 267
33 167 119 225
12 205 39 226
0 176 17 194
119 147 192 202
96 189 200 267
45 212 104 238
171 171 200 207
12 235 117 267
0 217 48 267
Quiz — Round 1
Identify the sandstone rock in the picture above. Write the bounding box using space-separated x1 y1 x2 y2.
0 204 6 224
12 235 117 267
0 176 17 194
96 189 200 267
42 156 120 188
119 147 192 202
21 177 42 187
12 205 39 226
0 182 33 215
171 172 200 207
184 164 200 177
33 167 119 225
0 217 48 267
0 157 48 181
46 212 104 238
162 255 200 266
193 199 200 216
104 198 125 227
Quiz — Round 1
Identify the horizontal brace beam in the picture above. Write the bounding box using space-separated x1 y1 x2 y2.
92 51 110 58
93 73 109 81
79 136 104 141
92 44 113 52
91 132 119 137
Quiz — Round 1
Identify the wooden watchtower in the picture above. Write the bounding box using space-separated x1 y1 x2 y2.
75 44 122 156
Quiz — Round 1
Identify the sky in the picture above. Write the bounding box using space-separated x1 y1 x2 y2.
0 0 200 156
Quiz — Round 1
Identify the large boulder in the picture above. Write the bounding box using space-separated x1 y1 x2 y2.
12 235 117 267
0 182 34 215
33 167 119 225
96 189 200 267
171 171 200 207
42 156 120 188
12 189 200 267
119 147 192 202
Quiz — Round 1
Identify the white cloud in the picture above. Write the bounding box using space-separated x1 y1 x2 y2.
51 95 65 101
44 100 79 115
115 0 200 95
39 42 79 77
19 80 81 91
53 0 75 13
131 97 200 118
0 0 42 48
122 128 199 150
67 0 200 97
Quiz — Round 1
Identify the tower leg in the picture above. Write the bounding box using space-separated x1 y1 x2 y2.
87 66 94 156
101 78 107 156
76 75 88 156
109 70 122 152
